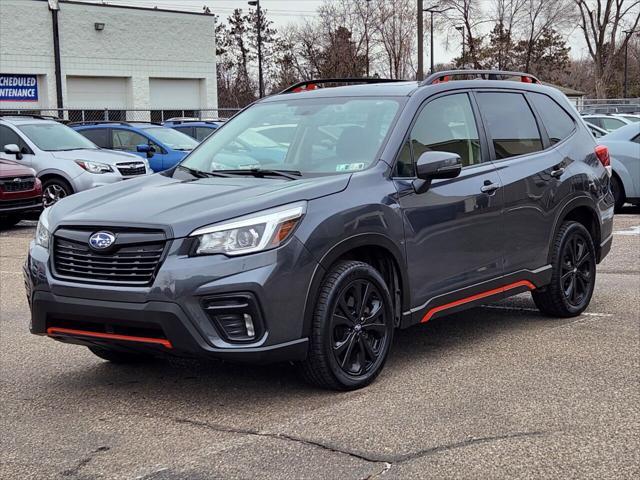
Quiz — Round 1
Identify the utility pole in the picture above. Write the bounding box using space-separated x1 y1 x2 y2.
248 0 264 98
417 0 424 80
365 0 371 77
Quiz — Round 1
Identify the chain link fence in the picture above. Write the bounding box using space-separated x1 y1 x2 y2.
578 98 640 114
0 108 242 124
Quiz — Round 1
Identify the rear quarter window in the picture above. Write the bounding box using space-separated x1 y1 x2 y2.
528 93 576 144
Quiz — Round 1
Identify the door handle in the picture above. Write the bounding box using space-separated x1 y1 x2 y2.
551 167 565 178
480 182 499 194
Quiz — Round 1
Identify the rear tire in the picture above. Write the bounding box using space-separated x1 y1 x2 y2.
610 175 625 212
532 221 596 317
88 346 155 364
299 261 394 390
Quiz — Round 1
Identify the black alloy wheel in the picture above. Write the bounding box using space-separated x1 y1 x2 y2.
300 261 394 390
532 221 596 317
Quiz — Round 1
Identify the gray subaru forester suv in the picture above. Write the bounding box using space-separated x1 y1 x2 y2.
25 71 614 390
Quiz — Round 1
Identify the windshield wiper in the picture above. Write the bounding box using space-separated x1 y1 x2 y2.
217 168 302 180
177 165 232 178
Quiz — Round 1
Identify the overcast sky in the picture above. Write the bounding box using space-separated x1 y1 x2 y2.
82 0 590 67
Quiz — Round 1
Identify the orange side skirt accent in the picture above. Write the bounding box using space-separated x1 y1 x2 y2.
421 280 536 323
46 327 173 349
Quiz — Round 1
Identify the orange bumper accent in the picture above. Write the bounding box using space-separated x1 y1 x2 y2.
46 327 173 349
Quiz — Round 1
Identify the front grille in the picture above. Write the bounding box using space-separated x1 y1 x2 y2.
0 176 35 192
53 229 166 285
0 197 41 210
116 162 146 177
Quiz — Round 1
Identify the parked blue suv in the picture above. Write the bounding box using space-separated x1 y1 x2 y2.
163 118 225 142
72 122 198 172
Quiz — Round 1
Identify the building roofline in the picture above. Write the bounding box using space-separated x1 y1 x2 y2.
34 0 213 17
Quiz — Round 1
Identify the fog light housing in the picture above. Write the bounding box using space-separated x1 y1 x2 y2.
201 294 263 343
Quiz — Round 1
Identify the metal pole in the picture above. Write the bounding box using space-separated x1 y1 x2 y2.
257 0 264 98
417 0 424 80
430 10 434 74
624 37 629 98
49 1 64 109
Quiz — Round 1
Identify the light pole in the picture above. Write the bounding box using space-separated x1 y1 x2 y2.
455 25 465 67
424 5 452 74
248 0 264 98
417 0 424 80
623 29 638 99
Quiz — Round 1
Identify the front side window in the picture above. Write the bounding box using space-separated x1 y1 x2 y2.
396 93 481 176
195 127 215 141
477 92 543 159
529 93 575 144
0 125 26 150
180 97 402 175
111 129 149 151
18 123 98 151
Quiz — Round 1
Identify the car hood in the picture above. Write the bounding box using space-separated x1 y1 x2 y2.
0 158 35 177
50 149 143 164
48 172 351 238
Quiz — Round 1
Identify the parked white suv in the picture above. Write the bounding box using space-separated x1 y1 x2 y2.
0 116 150 207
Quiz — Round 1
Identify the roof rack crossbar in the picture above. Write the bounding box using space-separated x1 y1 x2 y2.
421 70 540 86
280 77 405 94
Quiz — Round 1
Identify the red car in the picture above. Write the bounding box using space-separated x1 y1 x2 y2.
0 159 42 228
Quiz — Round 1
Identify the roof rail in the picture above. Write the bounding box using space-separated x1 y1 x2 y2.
0 113 62 121
280 77 405 94
421 70 540 86
67 120 162 127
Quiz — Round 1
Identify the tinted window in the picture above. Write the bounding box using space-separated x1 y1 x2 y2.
0 125 26 150
600 117 626 132
529 93 575 144
195 127 215 141
477 93 543 159
111 129 149 151
397 93 481 176
79 128 109 148
172 126 194 139
632 133 640 144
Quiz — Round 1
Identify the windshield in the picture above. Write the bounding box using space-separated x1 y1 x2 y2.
18 123 98 151
180 97 402 175
143 127 198 150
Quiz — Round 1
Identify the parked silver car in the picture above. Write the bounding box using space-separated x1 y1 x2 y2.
0 116 150 206
598 122 640 210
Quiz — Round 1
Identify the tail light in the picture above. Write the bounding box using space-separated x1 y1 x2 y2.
595 145 610 167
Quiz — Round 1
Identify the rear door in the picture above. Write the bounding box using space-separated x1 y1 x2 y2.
394 91 505 318
474 90 572 275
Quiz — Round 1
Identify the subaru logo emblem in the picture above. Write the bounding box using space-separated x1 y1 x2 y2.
13 178 22 183
89 231 116 250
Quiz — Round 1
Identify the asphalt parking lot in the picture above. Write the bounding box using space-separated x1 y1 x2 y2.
1 209 638 480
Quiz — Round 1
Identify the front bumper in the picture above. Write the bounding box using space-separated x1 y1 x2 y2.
25 235 320 363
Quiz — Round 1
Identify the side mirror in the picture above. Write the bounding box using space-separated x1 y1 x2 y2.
3 144 23 160
136 143 156 158
413 151 462 193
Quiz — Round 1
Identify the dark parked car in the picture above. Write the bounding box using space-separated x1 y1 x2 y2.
0 158 42 228
25 71 614 390
163 118 225 141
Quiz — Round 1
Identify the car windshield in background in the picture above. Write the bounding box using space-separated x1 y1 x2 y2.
18 123 98 151
179 97 402 175
143 127 198 150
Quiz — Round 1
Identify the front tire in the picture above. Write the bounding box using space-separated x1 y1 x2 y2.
299 261 394 390
88 346 155 364
42 178 72 208
532 221 596 317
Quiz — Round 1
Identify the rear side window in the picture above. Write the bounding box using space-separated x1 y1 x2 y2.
477 92 543 159
195 127 214 141
80 128 109 148
529 93 575 144
600 117 626 131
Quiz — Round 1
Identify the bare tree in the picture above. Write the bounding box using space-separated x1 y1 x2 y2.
440 0 488 68
373 0 417 78
575 0 640 97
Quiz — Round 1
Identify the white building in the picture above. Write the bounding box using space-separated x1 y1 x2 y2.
0 0 217 120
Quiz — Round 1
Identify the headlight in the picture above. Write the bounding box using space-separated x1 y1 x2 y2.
190 202 306 256
75 160 113 174
35 209 51 250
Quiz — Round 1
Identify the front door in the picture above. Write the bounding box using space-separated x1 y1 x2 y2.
394 92 504 322
111 128 165 172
